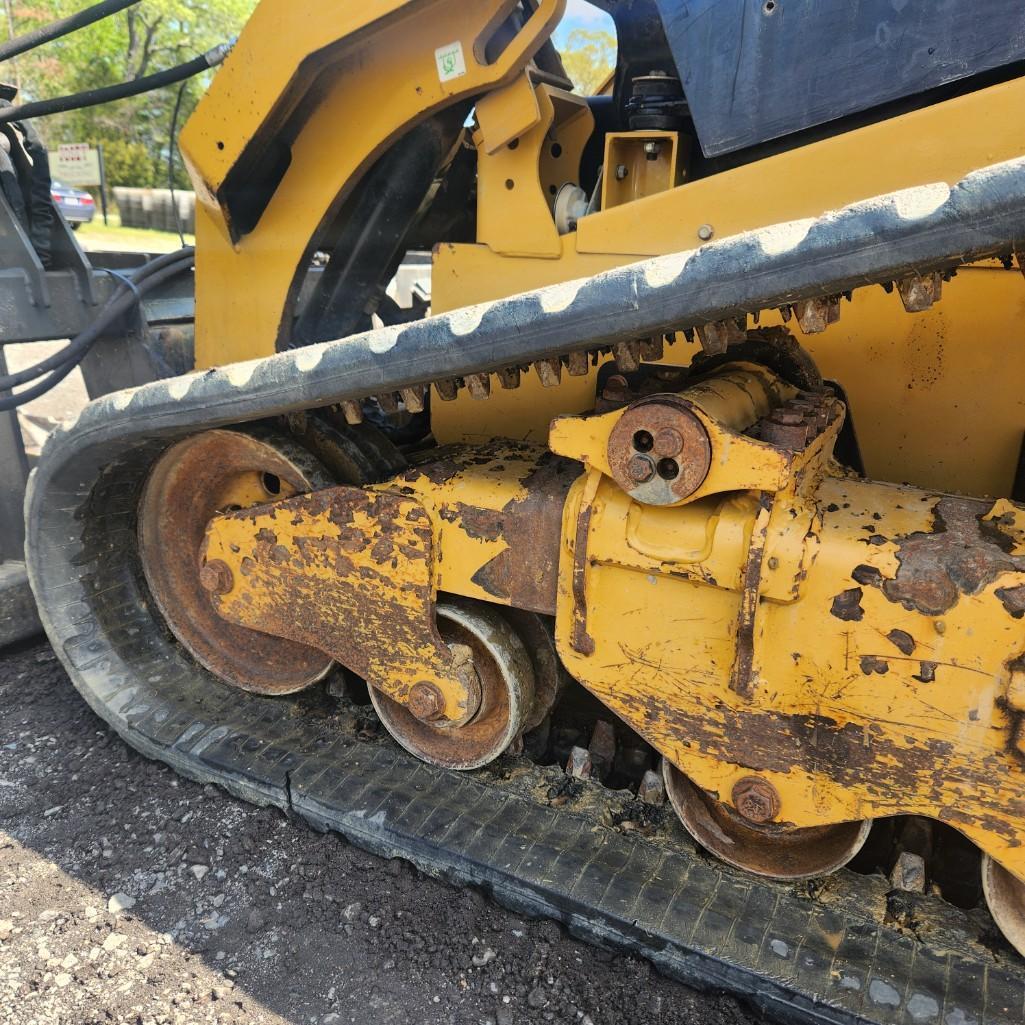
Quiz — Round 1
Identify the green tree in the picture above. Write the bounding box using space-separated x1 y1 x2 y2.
3 0 256 187
559 27 616 95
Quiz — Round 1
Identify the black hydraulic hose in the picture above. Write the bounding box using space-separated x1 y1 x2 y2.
0 42 231 125
0 250 194 410
0 0 141 64
0 247 194 390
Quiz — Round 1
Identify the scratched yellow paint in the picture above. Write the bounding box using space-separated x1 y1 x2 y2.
553 370 1025 880
202 489 481 722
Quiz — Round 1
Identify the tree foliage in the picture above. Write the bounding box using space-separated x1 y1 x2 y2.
4 0 256 187
559 27 616 95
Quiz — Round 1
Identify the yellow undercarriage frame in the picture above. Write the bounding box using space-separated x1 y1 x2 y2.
180 0 1025 905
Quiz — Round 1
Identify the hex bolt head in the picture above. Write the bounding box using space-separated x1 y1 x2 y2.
731 776 781 824
627 454 655 483
615 164 628 180
697 224 714 241
407 682 447 723
653 427 685 457
199 559 234 595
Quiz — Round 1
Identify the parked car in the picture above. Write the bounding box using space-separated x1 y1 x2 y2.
50 180 95 228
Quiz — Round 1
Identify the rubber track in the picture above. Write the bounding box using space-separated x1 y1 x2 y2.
25 158 1025 1024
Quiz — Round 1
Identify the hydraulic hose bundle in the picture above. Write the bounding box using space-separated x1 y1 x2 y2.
0 247 194 411
0 2 229 407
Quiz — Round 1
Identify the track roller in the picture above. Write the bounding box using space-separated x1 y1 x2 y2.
983 855 1025 958
370 598 536 770
138 429 334 695
662 760 871 880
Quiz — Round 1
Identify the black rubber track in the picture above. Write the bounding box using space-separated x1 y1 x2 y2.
26 158 1025 1025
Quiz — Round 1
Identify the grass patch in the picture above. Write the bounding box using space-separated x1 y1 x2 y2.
75 214 194 253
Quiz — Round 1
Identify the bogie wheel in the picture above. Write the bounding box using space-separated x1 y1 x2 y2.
369 598 536 771
663 760 871 881
138 428 334 695
982 855 1025 957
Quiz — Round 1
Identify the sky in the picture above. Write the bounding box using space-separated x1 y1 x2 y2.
554 0 616 46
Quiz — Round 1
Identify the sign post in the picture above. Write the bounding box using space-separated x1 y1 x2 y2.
54 143 108 225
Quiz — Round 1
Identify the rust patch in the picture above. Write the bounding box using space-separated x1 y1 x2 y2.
830 587 864 622
886 629 915 656
729 494 774 697
609 674 1025 839
571 501 596 656
859 655 889 676
206 486 477 715
851 564 883 587
914 661 937 683
864 497 1025 616
439 503 505 542
996 584 1025 619
470 454 581 616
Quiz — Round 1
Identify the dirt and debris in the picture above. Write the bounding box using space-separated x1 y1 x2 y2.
0 640 760 1025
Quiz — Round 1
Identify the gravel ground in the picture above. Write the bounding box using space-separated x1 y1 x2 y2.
0 639 762 1025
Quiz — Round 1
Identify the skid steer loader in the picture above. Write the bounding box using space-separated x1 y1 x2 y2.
22 2 1025 1021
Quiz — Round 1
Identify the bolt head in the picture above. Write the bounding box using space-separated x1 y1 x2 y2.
627 454 655 484
199 559 234 595
652 427 685 457
407 682 447 723
731 776 780 823
615 164 628 180
697 224 714 241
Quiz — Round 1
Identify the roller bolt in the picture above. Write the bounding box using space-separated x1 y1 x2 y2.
407 681 448 723
731 776 780 824
615 164 628 180
627 454 655 483
653 427 685 457
199 559 234 595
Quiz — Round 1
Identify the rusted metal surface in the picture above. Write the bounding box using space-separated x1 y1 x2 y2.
496 607 567 731
367 598 535 770
663 761 870 880
198 558 234 595
399 442 580 616
897 271 943 312
857 496 1025 617
983 856 1025 962
203 485 481 723
752 390 834 450
137 430 334 695
731 775 781 824
793 295 841 334
606 394 712 506
471 456 580 615
695 318 746 354
728 493 774 698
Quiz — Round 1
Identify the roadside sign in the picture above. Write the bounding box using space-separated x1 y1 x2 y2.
55 143 102 187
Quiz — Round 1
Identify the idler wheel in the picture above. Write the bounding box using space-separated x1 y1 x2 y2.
663 760 871 880
138 429 334 694
982 855 1025 957
370 598 535 770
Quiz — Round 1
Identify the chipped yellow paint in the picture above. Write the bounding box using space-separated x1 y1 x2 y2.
392 447 535 607
554 368 1025 881
202 486 480 722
